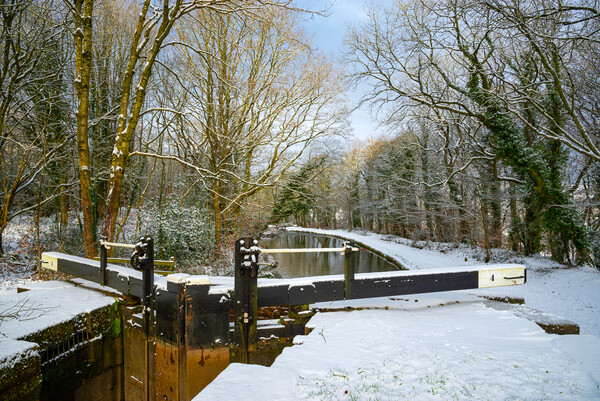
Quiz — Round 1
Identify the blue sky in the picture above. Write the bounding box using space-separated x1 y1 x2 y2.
294 0 390 140
295 0 369 55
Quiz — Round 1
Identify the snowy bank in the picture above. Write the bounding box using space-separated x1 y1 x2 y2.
198 293 600 400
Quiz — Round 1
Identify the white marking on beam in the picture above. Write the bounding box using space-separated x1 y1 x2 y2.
166 273 189 284
41 253 58 271
478 266 526 288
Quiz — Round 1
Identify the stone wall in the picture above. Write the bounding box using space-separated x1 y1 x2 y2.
0 300 124 401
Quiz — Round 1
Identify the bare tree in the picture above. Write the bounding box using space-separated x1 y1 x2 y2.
0 0 72 255
66 0 95 256
345 0 594 262
61 0 331 256
144 5 348 244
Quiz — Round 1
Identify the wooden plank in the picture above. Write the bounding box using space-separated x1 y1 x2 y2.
352 270 478 299
155 280 186 401
185 284 230 348
257 279 346 307
42 252 102 283
257 284 289 307
42 252 526 314
252 265 526 307
155 288 180 343
314 280 345 302
104 267 134 296
41 252 146 298
289 284 316 305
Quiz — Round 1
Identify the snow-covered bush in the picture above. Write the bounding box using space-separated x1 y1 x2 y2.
140 196 214 268
591 231 600 270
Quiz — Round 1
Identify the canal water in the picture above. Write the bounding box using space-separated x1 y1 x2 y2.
260 231 402 278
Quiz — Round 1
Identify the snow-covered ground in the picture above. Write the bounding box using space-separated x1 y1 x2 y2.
0 281 116 368
197 227 600 400
1 224 598 399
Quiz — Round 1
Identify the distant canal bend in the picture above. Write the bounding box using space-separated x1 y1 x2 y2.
260 231 404 278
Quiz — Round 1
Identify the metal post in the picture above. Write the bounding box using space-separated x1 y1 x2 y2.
131 235 154 401
234 238 259 364
99 236 107 286
344 241 356 299
141 236 154 313
142 236 153 401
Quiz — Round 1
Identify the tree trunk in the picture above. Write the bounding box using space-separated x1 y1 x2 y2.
0 205 9 257
509 183 519 252
480 201 491 263
214 193 222 245
489 159 503 248
103 0 176 241
60 180 69 247
74 0 96 258
523 196 539 255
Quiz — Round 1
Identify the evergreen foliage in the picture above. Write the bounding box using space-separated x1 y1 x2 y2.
141 195 214 267
271 157 327 226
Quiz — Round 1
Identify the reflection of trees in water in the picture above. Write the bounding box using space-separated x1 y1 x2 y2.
261 232 397 278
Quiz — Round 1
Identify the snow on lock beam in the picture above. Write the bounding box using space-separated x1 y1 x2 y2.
41 251 173 298
255 264 526 307
40 252 525 305
41 252 229 291
40 252 525 303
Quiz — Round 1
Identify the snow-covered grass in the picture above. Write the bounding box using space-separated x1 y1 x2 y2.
197 227 600 401
199 293 600 400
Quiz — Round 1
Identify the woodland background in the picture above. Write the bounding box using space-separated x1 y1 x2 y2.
1 0 598 273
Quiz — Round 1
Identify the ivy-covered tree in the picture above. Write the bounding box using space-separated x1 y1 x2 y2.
345 0 593 264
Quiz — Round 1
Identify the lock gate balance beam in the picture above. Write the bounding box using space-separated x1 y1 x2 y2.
41 249 526 327
253 264 526 307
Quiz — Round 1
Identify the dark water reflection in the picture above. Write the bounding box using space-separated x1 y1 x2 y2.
260 231 401 278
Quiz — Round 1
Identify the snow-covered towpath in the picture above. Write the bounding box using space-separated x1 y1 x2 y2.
287 227 600 337
197 228 600 400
